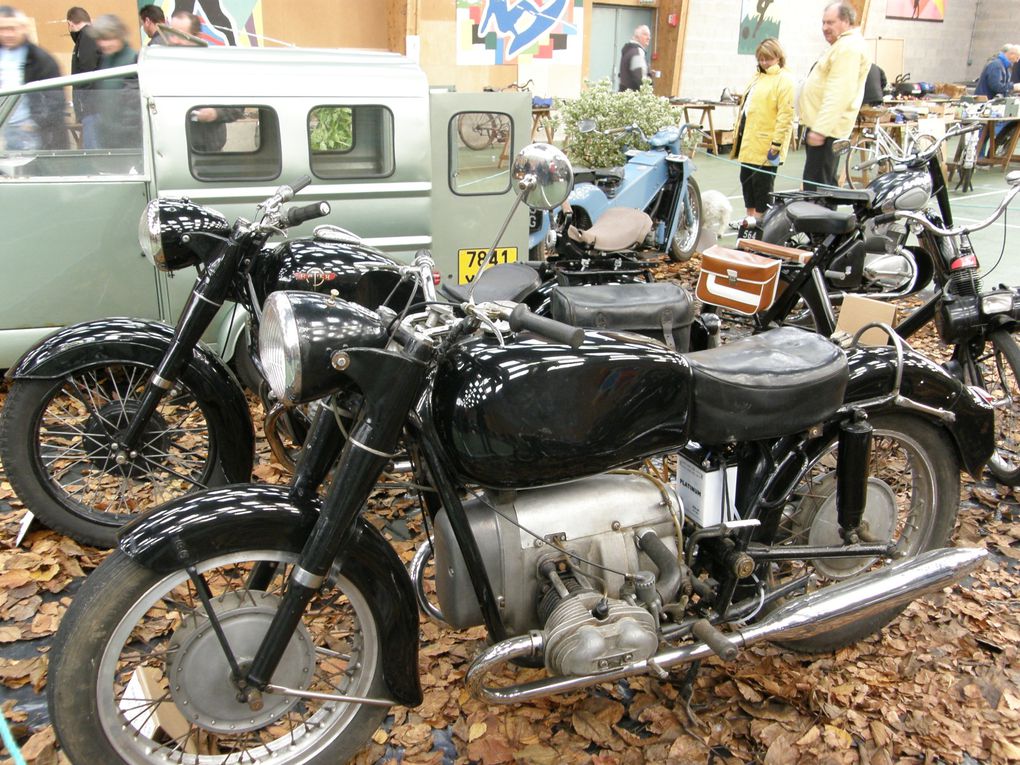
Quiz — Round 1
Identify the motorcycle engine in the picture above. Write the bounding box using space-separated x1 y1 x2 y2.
431 472 681 674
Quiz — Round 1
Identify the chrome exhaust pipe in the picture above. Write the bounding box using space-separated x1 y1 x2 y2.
467 547 986 704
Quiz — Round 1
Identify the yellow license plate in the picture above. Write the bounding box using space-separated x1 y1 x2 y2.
457 247 518 285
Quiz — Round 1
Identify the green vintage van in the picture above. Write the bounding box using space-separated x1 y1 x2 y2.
0 45 531 369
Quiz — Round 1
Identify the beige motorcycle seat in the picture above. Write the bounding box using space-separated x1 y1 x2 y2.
568 207 653 252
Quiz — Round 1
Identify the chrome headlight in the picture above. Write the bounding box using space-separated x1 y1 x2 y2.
138 199 163 266
981 290 1015 316
260 292 302 403
259 291 390 405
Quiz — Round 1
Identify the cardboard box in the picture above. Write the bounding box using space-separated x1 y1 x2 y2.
835 294 898 345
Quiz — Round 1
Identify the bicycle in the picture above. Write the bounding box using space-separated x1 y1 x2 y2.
845 107 938 188
457 112 512 150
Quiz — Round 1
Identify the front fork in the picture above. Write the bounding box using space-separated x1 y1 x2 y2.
242 346 430 692
116 242 243 455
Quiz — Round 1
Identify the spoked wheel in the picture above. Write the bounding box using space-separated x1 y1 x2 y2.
844 138 894 189
669 177 703 262
762 413 959 652
49 549 388 765
457 113 497 150
963 329 1020 485
0 362 219 547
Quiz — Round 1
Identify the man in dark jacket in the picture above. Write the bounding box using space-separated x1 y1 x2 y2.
139 5 167 46
0 6 67 151
66 6 100 147
861 63 887 106
618 25 650 92
976 44 1019 97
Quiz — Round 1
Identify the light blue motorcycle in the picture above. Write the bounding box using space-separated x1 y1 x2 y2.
530 120 703 262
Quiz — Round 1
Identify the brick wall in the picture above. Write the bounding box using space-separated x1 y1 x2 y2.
966 0 1020 82
677 0 982 102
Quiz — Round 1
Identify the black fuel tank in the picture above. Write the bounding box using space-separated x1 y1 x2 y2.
253 238 405 309
869 167 932 212
430 331 693 488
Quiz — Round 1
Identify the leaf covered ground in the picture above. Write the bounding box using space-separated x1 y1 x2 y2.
1 259 1019 764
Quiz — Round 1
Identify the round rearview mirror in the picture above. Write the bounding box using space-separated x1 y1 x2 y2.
832 138 852 157
578 118 598 134
512 143 574 210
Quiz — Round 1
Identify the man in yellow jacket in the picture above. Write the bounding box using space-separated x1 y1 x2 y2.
798 2 870 191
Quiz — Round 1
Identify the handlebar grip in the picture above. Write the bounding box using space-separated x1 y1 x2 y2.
290 175 312 194
285 201 330 227
873 212 898 225
509 304 584 349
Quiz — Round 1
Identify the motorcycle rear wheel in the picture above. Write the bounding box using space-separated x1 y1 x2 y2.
668 177 702 262
963 329 1020 485
0 363 222 547
48 548 388 765
765 413 959 653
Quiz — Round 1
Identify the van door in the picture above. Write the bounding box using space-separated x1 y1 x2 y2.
0 78 154 368
429 91 532 286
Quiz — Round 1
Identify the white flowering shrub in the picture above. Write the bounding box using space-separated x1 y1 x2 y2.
556 79 686 168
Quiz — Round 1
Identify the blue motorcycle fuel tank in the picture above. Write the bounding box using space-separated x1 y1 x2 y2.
430 331 693 488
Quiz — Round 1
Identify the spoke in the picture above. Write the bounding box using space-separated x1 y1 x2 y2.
137 453 208 488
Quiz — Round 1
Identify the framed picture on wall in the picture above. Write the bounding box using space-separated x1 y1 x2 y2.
886 0 946 22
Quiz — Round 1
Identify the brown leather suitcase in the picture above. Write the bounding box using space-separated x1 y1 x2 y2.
695 245 781 315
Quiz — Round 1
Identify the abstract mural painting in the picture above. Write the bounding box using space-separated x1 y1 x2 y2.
456 0 583 66
738 0 780 55
886 0 946 22
140 0 266 47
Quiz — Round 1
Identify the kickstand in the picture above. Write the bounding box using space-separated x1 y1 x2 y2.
677 660 707 733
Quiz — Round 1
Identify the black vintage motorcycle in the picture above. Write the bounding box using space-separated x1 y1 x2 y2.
48 146 991 765
0 177 412 547
752 124 984 298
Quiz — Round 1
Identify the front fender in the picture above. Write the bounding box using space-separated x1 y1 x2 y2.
118 484 423 707
6 317 254 483
844 344 995 477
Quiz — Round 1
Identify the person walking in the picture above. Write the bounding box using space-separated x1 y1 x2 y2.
797 2 870 191
618 25 650 92
88 14 140 149
731 37 795 218
138 4 167 46
0 6 66 151
65 6 100 147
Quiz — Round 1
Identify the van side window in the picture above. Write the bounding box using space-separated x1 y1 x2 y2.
0 80 143 179
186 106 281 182
308 106 394 179
449 111 512 195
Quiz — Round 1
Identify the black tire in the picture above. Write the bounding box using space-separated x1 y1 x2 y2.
764 413 959 653
844 138 893 189
963 329 1020 485
0 362 222 547
49 548 389 765
669 176 702 262
457 113 496 150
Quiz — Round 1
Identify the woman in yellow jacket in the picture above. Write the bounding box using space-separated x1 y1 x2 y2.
731 38 795 217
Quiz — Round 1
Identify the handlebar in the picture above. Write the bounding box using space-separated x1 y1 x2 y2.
886 180 1020 237
509 304 584 349
284 201 330 227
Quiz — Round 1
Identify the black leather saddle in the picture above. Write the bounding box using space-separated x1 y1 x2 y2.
685 327 848 443
786 201 857 236
441 262 541 304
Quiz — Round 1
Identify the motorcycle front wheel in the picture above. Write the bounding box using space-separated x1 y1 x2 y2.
764 413 959 653
668 177 703 262
963 329 1020 485
48 548 388 765
0 362 222 547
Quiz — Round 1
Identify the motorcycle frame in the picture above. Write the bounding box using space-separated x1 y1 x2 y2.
118 316 990 706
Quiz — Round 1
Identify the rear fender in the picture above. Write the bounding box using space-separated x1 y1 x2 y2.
118 484 423 706
844 344 995 477
5 318 254 483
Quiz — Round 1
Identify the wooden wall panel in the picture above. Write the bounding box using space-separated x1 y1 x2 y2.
260 1 389 49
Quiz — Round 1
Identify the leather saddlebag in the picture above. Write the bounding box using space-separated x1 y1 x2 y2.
551 282 694 351
696 245 781 315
